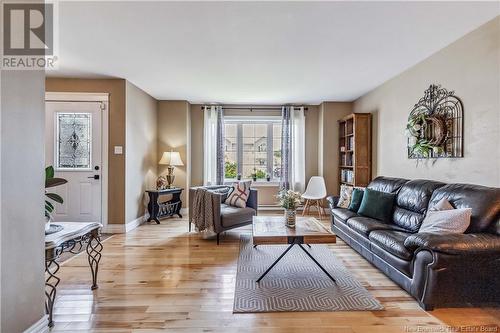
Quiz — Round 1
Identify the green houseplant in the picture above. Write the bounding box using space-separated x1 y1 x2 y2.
45 166 67 230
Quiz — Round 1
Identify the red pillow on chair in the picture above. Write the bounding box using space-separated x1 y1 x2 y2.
225 181 251 208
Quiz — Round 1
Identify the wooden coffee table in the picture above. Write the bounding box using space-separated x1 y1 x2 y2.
252 215 336 283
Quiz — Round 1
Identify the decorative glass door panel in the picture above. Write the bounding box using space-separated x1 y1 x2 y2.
56 113 92 170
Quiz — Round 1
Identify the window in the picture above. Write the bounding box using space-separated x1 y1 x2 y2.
224 118 282 181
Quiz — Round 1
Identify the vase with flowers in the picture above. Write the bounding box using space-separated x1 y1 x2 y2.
276 189 302 228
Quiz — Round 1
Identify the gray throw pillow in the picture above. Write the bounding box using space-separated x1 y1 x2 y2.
429 197 454 211
419 208 472 234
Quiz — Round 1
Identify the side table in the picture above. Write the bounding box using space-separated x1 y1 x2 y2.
146 188 183 224
45 222 103 328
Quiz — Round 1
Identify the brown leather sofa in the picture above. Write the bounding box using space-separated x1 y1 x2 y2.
327 177 500 310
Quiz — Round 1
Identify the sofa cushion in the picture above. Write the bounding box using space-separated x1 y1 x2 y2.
370 242 412 277
392 179 446 232
346 217 406 238
220 204 255 227
331 207 358 222
428 183 500 234
358 188 396 222
369 230 413 260
368 176 409 194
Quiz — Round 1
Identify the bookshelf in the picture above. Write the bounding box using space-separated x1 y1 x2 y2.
338 113 371 189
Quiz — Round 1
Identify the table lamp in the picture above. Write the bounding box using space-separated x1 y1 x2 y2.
159 151 184 189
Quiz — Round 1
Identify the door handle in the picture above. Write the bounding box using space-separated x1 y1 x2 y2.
88 175 100 180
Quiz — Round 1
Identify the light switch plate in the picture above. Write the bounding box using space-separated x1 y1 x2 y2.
114 146 123 155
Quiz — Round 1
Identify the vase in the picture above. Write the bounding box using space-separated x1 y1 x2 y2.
284 209 296 228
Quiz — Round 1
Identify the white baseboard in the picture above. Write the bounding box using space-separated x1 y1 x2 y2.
102 214 146 233
24 315 48 333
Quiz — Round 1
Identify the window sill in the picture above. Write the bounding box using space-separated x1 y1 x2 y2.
224 180 280 187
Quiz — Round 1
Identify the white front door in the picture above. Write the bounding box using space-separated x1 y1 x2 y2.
45 101 103 222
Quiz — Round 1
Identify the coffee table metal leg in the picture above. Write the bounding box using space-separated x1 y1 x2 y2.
257 243 295 283
298 244 336 283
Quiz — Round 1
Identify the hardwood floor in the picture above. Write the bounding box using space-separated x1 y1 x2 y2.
51 216 500 332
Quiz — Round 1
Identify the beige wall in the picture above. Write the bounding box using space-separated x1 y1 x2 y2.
46 78 127 224
354 16 500 187
190 104 204 187
305 105 320 182
125 82 158 222
1 71 46 331
318 102 354 195
158 101 191 207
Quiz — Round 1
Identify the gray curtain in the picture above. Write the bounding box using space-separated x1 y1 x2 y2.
216 106 224 185
280 106 291 190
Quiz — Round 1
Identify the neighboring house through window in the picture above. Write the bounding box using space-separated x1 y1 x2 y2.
224 117 282 181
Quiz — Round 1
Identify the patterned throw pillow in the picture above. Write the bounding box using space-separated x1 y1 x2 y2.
337 185 353 208
419 208 472 234
225 181 251 208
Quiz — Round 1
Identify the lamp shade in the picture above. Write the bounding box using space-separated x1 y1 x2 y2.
159 151 184 166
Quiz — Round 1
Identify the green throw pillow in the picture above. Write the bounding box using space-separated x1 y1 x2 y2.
348 188 364 212
357 188 395 222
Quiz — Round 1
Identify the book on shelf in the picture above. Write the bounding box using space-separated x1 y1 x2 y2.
347 136 354 150
340 169 354 184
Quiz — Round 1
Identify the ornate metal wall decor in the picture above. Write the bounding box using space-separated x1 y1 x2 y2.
406 84 463 159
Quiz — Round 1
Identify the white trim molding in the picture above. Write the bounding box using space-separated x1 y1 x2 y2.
102 210 188 234
23 315 49 333
103 215 146 234
45 92 110 230
45 92 109 102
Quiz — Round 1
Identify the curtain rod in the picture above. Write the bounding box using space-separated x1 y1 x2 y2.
201 106 308 111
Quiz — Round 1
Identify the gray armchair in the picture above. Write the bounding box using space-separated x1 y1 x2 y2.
189 185 258 244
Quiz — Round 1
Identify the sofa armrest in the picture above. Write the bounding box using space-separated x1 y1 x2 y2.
326 196 339 210
404 233 500 255
246 189 258 211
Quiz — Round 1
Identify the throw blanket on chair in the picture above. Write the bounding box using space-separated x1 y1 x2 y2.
192 188 218 233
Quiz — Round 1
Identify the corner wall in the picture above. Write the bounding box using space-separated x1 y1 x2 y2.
1 71 46 332
157 101 191 207
353 16 500 187
318 102 353 195
125 82 158 223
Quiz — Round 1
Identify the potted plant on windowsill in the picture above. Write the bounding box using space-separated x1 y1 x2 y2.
45 166 67 232
251 168 258 182
276 189 302 228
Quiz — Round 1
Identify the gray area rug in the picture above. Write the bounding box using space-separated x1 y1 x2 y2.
234 234 383 313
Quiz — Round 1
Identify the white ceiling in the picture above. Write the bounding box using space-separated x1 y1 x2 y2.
48 1 500 104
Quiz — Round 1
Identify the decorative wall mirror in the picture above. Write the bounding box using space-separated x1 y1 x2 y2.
406 84 464 159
